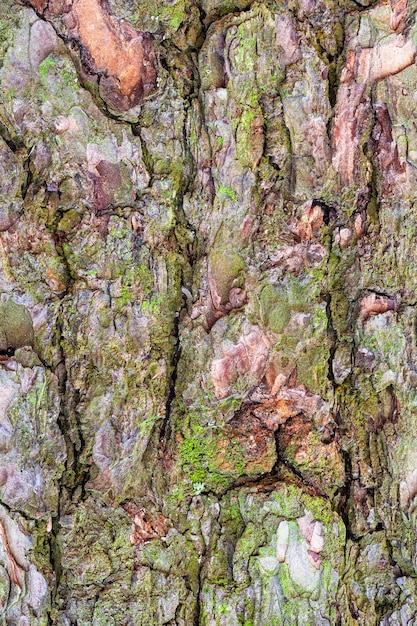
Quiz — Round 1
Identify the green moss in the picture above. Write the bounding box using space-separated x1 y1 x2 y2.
219 498 242 529
235 107 263 167
296 342 330 394
175 412 246 494
38 56 56 82
233 33 257 73
260 284 291 333
32 520 53 577
209 249 246 304
179 419 217 484
217 185 237 203
270 485 305 518
0 300 34 350
38 53 78 98
57 209 82 232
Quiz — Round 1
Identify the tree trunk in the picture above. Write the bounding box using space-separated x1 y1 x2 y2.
0 0 416 623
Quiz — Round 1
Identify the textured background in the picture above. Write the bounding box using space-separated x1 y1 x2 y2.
1 0 417 623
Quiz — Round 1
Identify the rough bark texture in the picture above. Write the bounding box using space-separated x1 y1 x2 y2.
1 0 417 623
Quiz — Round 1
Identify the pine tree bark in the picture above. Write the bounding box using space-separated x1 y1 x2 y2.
0 0 417 623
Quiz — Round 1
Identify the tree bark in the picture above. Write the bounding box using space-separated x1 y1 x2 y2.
0 0 417 623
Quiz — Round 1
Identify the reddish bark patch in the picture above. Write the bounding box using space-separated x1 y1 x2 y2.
122 502 171 546
211 327 270 398
286 201 324 242
91 160 122 211
25 0 157 111
332 36 415 185
204 269 247 330
27 0 48 10
218 411 276 475
332 82 370 185
0 520 23 588
275 14 301 67
370 103 405 193
251 398 302 431
278 412 311 452
390 0 408 32
360 292 397 320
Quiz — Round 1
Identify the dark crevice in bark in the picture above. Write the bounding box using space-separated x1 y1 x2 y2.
321 199 339 391
46 307 90 617
43 189 79 294
196 2 207 37
193 557 203 626
336 446 356 542
350 0 377 8
275 418 329 498
217 464 329 500
47 512 62 611
325 292 338 389
159 297 183 442
132 125 155 189
0 120 23 154
53 241 74 298
218 471 280 498
156 71 199 441
312 198 338 226
0 498 35 523
303 13 346 110
157 197 197 442
21 155 33 201
280 458 327 497
271 421 283 478
46 323 66 616
363 105 382 231
278 92 296 197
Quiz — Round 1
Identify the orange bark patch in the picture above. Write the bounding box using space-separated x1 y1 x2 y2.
390 0 408 32
26 0 157 111
360 292 397 320
251 398 301 431
217 412 276 475
72 0 156 110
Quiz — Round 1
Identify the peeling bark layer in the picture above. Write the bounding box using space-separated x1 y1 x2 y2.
25 0 158 111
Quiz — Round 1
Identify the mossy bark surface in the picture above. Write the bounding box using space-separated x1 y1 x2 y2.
1 0 417 623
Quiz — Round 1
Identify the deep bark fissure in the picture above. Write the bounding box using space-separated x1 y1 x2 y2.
193 556 203 626
336 446 356 542
0 121 22 154
324 292 338 389
159 292 183 441
46 301 92 614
